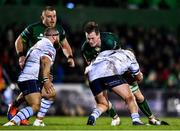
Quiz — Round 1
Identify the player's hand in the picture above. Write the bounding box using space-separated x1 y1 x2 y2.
43 80 54 94
19 56 26 69
42 81 56 98
67 57 75 67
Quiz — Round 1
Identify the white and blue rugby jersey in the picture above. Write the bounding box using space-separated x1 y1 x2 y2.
18 38 56 82
87 49 140 82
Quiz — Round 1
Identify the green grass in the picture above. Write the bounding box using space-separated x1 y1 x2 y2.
0 116 179 130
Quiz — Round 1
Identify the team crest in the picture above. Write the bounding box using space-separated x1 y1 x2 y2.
37 33 44 40
95 47 101 52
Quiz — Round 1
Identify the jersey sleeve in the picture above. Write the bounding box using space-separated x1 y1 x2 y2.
41 45 55 62
56 23 66 45
20 25 33 44
81 43 87 61
127 51 140 75
129 61 140 75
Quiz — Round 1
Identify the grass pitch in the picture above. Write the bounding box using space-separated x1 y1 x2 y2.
0 116 179 130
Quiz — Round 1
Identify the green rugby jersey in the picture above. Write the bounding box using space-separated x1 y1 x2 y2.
81 32 121 62
21 22 66 49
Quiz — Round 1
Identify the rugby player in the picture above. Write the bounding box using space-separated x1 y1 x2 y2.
81 21 169 125
7 6 75 126
4 27 59 126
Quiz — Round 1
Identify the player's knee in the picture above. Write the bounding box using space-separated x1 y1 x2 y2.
125 94 135 104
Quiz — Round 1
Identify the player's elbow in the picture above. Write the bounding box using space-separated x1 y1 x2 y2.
134 72 143 82
15 36 24 51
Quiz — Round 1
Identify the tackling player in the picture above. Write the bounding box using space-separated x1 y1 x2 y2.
84 48 144 125
81 21 169 125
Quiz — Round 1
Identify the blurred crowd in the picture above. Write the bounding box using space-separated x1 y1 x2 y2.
0 22 180 91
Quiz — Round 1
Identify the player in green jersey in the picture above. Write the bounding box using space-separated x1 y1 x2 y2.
7 6 75 126
82 21 169 125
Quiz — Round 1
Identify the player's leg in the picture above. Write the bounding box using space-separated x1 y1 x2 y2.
112 83 144 125
4 92 41 126
87 91 109 125
7 92 30 125
7 92 24 119
104 90 120 126
87 79 109 125
33 85 56 126
4 80 42 126
131 83 169 125
107 101 120 126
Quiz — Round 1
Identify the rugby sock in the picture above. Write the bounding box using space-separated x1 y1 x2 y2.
137 99 152 118
106 106 118 119
131 113 141 122
91 108 102 120
11 106 33 124
37 98 54 118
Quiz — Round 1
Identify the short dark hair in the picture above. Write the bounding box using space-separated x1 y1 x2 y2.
84 21 99 34
42 6 56 13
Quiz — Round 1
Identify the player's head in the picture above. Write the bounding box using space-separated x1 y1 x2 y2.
44 27 59 48
84 21 101 47
41 6 57 27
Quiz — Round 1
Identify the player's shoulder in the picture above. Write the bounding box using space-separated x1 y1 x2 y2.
26 22 42 29
101 32 119 42
81 41 89 51
55 22 65 31
101 32 117 37
38 38 54 49
123 49 136 59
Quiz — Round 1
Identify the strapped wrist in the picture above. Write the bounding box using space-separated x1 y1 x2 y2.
18 52 26 57
42 77 49 83
67 55 73 59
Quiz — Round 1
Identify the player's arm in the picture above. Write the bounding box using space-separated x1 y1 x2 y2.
15 26 32 69
41 56 55 95
61 38 75 67
134 71 143 82
122 71 143 85
15 35 27 69
126 50 143 83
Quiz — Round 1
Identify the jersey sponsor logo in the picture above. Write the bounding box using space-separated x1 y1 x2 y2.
95 47 101 52
37 33 44 40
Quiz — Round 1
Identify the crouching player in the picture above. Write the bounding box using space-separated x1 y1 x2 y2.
3 27 58 126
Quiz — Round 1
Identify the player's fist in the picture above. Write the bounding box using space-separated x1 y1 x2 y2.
67 57 75 67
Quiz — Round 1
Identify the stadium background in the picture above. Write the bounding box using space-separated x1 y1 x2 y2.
0 0 180 118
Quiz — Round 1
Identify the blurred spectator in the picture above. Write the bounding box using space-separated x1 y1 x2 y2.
158 0 170 10
139 0 149 9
